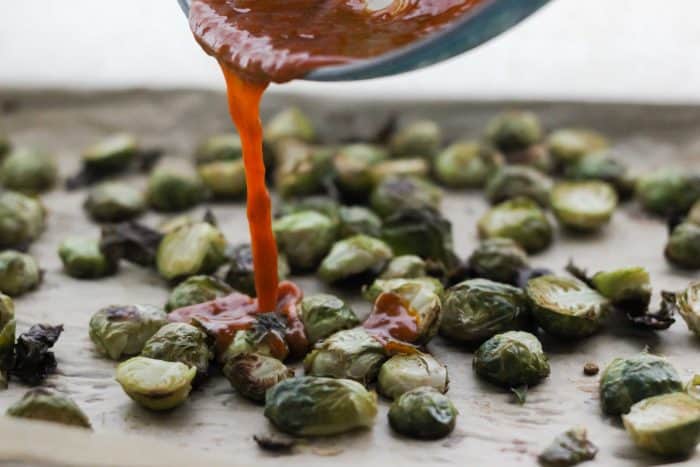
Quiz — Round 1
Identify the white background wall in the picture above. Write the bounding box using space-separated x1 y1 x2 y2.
1 0 700 103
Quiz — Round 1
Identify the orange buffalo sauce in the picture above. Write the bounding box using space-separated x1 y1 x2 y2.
364 292 421 354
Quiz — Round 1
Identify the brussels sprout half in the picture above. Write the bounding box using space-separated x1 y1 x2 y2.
0 190 46 249
485 165 553 207
377 353 448 400
433 140 503 189
389 120 442 159
6 388 91 429
318 235 393 284
156 222 227 281
82 134 137 174
193 133 243 165
0 250 40 297
273 140 333 199
547 128 609 167
477 197 553 254
550 181 618 232
89 304 168 360
369 158 430 183
273 211 337 271
0 148 57 194
486 111 542 153
380 255 427 280
197 160 246 199
264 107 315 146
165 275 233 312
590 267 652 310
0 294 15 384
473 331 550 387
388 387 457 440
332 144 387 198
115 357 196 411
370 176 442 218
678 282 700 337
147 168 208 212
466 238 529 285
300 294 359 344
84 182 146 222
338 206 382 239
665 222 700 270
223 352 294 402
224 243 290 296
141 322 213 379
564 151 635 199
635 169 700 217
59 237 118 279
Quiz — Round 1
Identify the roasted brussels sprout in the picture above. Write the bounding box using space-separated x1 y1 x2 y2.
197 160 246 199
388 387 457 439
473 331 550 387
89 304 168 360
635 169 700 217
547 128 609 167
389 120 442 159
156 222 227 281
688 200 700 226
220 326 289 363
363 277 445 303
0 135 10 157
622 393 700 458
115 356 196 411
274 140 332 199
0 294 15 386
12 324 63 386
6 389 91 429
485 165 553 206
338 206 382 238
486 111 542 152
276 195 340 223
332 143 387 198
264 107 315 146
318 235 393 284
665 222 700 269
0 250 40 297
304 328 387 383
58 237 118 279
82 133 137 174
600 353 683 415
527 275 610 338
589 267 652 310
223 243 289 296
193 133 242 165
440 279 530 345
0 190 46 249
273 211 336 270
538 427 598 467
550 181 618 231
370 176 442 218
505 143 555 174
564 151 635 199
369 158 430 182
380 255 427 280
378 353 448 400
467 238 529 285
678 282 700 336
165 275 233 311
300 294 359 344
433 140 503 188
141 322 213 379
147 168 208 212
223 352 294 402
0 148 57 194
477 197 553 254
84 182 146 222
264 376 377 436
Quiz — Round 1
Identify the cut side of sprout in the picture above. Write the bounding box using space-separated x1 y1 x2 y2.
551 181 617 231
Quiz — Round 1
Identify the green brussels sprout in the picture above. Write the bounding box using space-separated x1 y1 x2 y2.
678 282 700 336
338 206 382 239
486 111 542 152
0 294 15 386
388 387 457 440
0 148 57 194
273 140 332 199
665 222 700 269
370 176 442 218
363 277 445 303
600 353 683 416
378 353 448 400
477 197 553 254
264 107 315 146
635 169 700 217
538 427 598 467
273 211 336 270
688 200 700 226
332 144 387 198
165 275 233 311
380 255 427 280
223 352 294 402
550 181 618 232
527 275 610 338
6 389 91 429
0 135 10 157
564 150 635 199
304 328 387 383
115 356 196 411
389 120 442 159
622 393 700 458
0 190 46 248
440 279 531 344
369 158 430 183
433 141 503 188
147 168 208 212
220 326 289 363
504 143 554 174
84 182 146 222
276 195 341 224
156 222 227 281
547 128 609 167
141 322 213 379
485 165 553 207
89 304 168 360
687 375 700 401
300 294 359 344
193 133 242 165
264 376 377 436
82 134 137 174
223 243 289 296
197 160 246 199
58 237 118 279
0 250 40 297
473 331 550 387
318 235 393 284
467 238 529 285
590 267 652 310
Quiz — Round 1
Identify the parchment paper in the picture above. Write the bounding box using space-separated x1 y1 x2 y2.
0 89 698 466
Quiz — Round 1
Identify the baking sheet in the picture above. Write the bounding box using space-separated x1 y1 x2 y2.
0 89 698 466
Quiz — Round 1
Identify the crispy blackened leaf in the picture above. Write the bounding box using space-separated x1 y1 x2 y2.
202 209 218 227
12 324 63 386
538 428 598 467
564 260 594 288
135 148 163 173
253 433 296 452
515 267 553 290
65 168 104 191
626 291 676 330
100 221 163 267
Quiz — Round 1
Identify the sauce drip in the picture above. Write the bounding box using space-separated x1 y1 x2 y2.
363 292 421 354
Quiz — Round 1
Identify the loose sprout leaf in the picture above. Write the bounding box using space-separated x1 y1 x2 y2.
511 385 528 405
202 209 218 227
626 291 676 330
253 433 296 452
12 324 63 385
564 260 594 288
100 221 163 267
538 428 598 467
